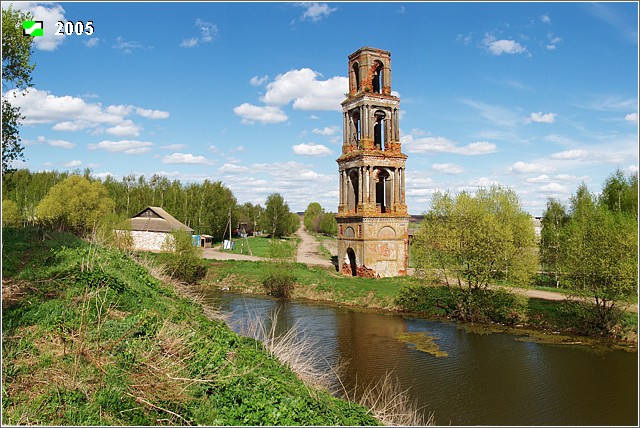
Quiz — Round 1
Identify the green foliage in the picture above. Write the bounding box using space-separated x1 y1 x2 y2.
35 175 115 236
560 185 637 331
413 186 537 291
599 168 638 217
395 284 527 325
540 198 568 287
2 6 36 172
159 230 206 284
304 202 323 231
319 212 338 236
94 212 133 251
262 272 296 298
2 199 21 227
262 193 297 238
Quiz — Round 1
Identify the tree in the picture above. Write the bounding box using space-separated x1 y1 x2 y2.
2 6 36 173
540 198 568 287
262 193 295 238
599 168 638 217
560 183 638 332
2 199 21 227
319 212 338 236
412 185 537 322
35 175 115 236
303 202 323 232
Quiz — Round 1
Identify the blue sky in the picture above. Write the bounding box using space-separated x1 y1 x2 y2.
4 1 638 216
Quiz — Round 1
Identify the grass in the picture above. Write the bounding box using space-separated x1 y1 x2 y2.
219 235 298 259
1 227 378 426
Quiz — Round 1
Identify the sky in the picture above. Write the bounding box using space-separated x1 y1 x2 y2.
3 1 638 216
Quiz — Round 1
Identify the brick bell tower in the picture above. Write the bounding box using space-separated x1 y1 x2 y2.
336 47 409 277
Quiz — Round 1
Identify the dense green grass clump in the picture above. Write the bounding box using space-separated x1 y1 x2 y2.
1 227 378 426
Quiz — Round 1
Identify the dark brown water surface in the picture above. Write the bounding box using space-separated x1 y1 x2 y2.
201 291 638 426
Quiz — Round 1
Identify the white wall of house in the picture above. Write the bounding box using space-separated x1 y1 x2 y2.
129 230 174 252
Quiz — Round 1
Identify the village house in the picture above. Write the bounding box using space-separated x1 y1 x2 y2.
120 206 194 252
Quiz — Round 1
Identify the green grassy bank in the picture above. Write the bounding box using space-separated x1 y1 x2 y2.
1 227 378 426
202 259 638 350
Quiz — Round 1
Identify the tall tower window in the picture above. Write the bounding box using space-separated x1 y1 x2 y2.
376 168 390 213
350 111 360 146
374 110 386 150
352 62 360 92
373 61 384 94
347 170 359 212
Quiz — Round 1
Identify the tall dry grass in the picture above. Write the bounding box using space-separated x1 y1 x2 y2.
237 308 435 426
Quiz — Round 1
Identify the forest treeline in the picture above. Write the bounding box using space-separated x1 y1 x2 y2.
1 169 303 239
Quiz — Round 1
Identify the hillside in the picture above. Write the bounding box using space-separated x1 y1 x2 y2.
1 227 378 426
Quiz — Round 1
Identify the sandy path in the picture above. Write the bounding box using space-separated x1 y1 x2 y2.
294 220 336 268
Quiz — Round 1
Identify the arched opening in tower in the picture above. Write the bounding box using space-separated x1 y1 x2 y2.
352 62 360 92
372 61 384 94
347 170 359 213
376 169 391 213
346 247 357 276
350 111 360 146
374 110 386 150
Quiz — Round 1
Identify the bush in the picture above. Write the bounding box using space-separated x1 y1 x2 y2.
262 272 296 298
159 230 206 284
396 284 527 325
556 300 626 337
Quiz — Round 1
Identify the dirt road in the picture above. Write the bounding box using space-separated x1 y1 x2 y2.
294 220 336 268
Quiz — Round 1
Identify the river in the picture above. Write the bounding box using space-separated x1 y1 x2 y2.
199 290 638 426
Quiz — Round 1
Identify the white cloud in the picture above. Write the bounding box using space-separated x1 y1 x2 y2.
11 3 66 51
292 142 332 157
161 144 187 150
432 163 464 175
106 120 141 137
402 134 497 155
180 37 198 48
136 107 169 119
250 75 269 86
461 99 521 128
526 174 550 183
298 2 337 22
162 153 214 165
554 174 590 182
625 112 638 123
181 18 218 47
540 14 551 24
233 103 288 124
113 36 144 54
62 160 82 168
262 68 348 111
467 177 502 188
219 163 250 174
510 161 554 174
48 139 75 149
550 149 590 160
83 37 101 48
88 140 153 155
312 126 339 136
527 112 556 123
483 34 527 55
539 182 569 193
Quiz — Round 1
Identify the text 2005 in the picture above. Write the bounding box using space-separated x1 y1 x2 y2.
55 21 94 36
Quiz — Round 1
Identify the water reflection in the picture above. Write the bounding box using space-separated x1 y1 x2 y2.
201 290 638 426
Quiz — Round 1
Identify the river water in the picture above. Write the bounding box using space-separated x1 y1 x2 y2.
200 290 638 426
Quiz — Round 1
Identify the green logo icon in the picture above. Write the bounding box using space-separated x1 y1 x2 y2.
22 21 44 37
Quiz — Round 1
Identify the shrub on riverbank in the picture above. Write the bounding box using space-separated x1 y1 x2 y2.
395 284 528 325
1 227 378 425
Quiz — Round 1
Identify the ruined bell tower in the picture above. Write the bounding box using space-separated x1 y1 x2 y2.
336 47 409 277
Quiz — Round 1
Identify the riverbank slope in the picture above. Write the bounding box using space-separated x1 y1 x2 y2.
1 227 378 426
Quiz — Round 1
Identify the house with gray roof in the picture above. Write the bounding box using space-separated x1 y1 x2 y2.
123 206 194 252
